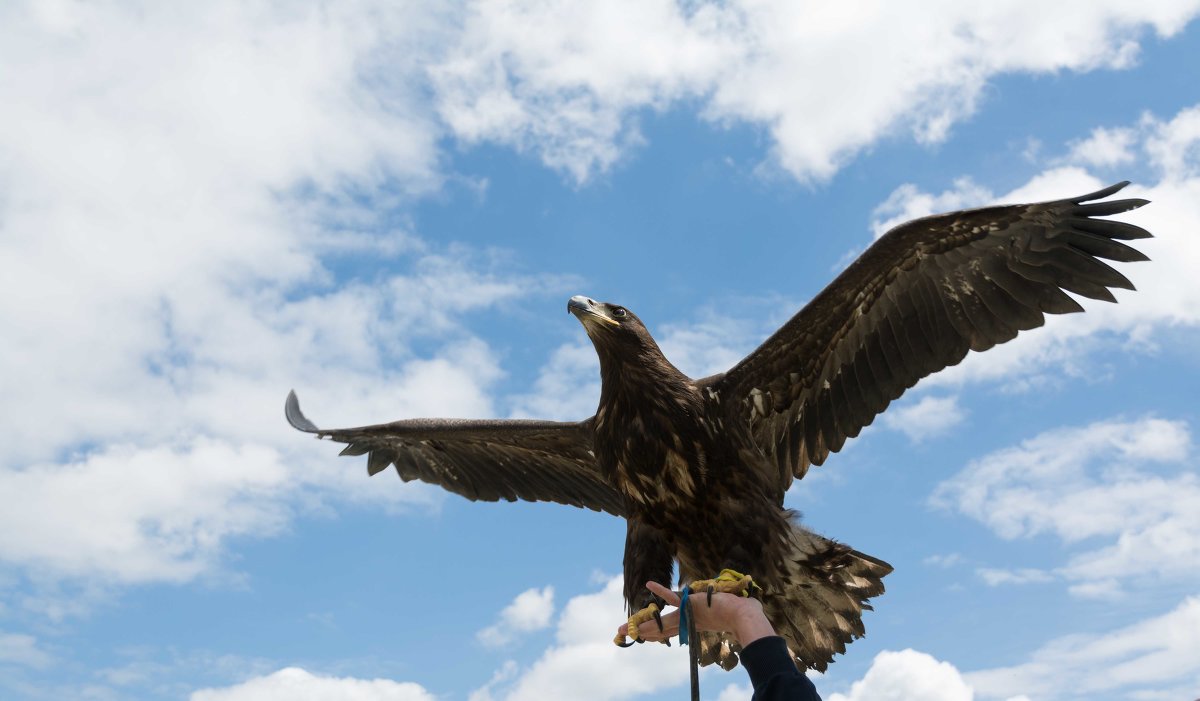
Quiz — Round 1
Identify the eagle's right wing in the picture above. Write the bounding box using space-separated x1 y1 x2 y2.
286 391 625 517
712 182 1152 488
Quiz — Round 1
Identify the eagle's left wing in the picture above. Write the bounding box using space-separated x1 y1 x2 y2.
711 182 1152 489
286 392 625 516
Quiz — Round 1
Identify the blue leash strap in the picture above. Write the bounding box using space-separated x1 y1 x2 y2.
678 587 691 646
679 587 700 701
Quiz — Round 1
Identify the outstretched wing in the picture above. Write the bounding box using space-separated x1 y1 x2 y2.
713 182 1152 486
286 391 625 516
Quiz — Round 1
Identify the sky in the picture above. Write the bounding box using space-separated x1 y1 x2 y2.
1 1 1199 700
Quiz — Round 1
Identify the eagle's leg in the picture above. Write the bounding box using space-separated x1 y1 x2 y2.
615 520 674 647
687 568 762 607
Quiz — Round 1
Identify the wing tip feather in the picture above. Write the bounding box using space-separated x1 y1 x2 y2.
285 390 321 433
1070 181 1150 218
1072 180 1130 203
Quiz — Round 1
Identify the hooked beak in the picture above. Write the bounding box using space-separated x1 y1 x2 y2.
568 295 620 327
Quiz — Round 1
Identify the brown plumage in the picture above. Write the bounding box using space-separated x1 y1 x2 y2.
286 181 1151 671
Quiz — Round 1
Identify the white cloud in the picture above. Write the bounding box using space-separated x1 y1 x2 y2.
433 0 737 182
0 1 583 598
189 667 437 701
477 586 557 648
469 660 519 701
713 681 754 701
881 395 966 442
473 577 695 701
923 553 964 569
0 0 482 471
966 596 1200 700
976 568 1054 587
0 322 518 592
0 631 52 669
433 0 1200 182
509 342 602 421
934 416 1192 538
1144 104 1200 179
931 416 1198 596
0 439 290 584
1064 126 1138 168
827 649 973 701
657 308 770 380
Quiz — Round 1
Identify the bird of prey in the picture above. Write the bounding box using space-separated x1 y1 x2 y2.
286 182 1151 672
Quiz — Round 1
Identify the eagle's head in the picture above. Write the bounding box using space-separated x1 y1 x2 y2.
568 294 690 399
567 295 662 362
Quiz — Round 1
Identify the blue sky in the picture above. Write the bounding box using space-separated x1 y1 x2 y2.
2 2 1199 700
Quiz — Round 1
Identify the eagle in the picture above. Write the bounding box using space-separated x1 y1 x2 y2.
286 181 1151 672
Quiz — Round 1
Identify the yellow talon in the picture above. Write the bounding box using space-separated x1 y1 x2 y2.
614 602 660 646
688 568 761 601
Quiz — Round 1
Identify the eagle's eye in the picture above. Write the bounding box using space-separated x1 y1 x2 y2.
612 307 627 318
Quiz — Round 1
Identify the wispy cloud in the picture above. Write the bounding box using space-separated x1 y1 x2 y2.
821 600 1200 701
508 342 601 421
923 553 964 569
932 416 1198 597
0 631 52 670
976 567 1054 587
882 395 966 443
967 596 1200 699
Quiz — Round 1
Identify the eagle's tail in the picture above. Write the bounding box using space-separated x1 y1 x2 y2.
694 523 892 672
767 524 892 672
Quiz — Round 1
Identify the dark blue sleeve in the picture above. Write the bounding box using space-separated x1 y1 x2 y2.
739 636 822 701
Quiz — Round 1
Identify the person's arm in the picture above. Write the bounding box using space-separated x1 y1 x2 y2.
619 581 821 701
738 635 821 701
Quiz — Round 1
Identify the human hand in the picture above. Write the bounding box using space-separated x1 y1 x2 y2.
616 581 776 647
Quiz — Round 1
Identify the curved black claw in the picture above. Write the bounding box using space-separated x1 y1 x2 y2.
706 585 714 608
649 593 667 632
616 638 636 648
